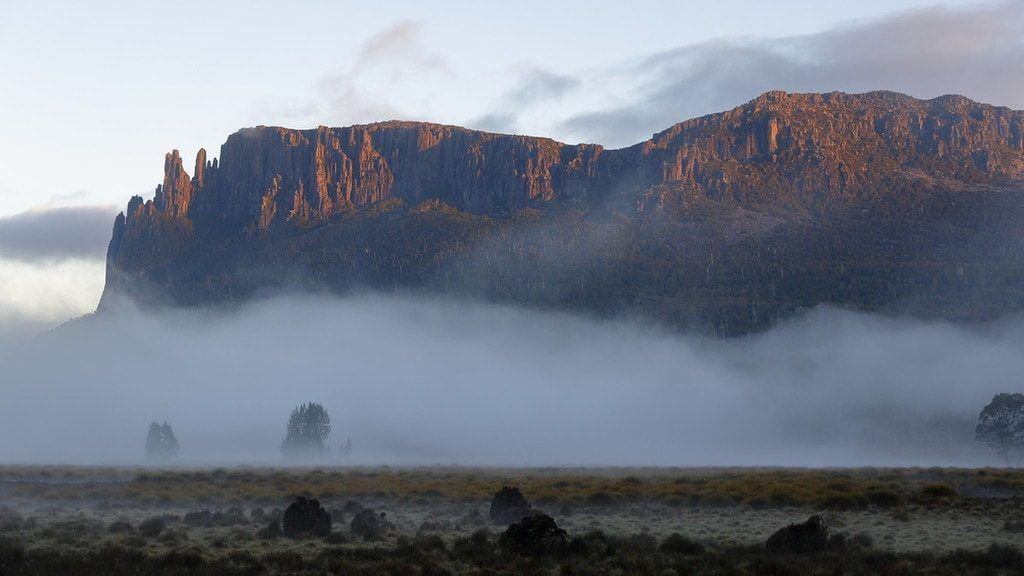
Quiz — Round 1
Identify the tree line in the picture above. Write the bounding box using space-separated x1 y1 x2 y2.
146 395 1024 466
145 402 352 462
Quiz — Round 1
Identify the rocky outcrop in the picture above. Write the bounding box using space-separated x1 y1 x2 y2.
100 91 1024 332
109 91 1024 238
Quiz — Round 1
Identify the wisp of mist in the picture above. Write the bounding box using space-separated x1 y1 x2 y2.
1 294 1021 467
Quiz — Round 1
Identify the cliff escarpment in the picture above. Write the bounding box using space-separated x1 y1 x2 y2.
102 91 1024 333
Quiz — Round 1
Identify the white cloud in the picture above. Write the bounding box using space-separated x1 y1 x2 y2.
557 1 1024 146
0 205 116 262
0 257 105 341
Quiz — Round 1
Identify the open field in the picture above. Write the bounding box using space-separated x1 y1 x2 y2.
3 465 1024 574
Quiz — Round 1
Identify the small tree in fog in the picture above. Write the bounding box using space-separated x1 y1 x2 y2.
281 402 331 460
976 393 1024 467
145 422 179 461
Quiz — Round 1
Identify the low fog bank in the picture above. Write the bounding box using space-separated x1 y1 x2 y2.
0 294 1020 467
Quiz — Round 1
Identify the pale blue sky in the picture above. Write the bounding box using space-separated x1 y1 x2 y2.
0 0 992 216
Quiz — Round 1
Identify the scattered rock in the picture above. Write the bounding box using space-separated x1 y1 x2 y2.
489 486 531 525
499 513 567 556
282 496 331 538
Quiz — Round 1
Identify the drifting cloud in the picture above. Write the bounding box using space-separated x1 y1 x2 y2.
471 68 581 133
0 205 116 262
0 257 105 342
557 1 1024 146
0 294 1016 466
310 21 453 125
0 205 112 341
350 20 450 76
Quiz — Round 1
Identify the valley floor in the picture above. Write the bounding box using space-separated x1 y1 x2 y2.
2 466 1024 574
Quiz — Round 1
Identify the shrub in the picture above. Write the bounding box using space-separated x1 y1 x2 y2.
818 493 864 511
986 543 1024 567
849 533 875 549
257 520 282 539
156 547 204 569
451 529 494 563
282 496 331 538
764 515 831 554
139 517 166 538
489 486 532 525
864 489 903 508
0 537 25 566
585 492 617 507
1004 519 1024 533
918 484 958 500
350 508 394 540
567 530 615 558
107 520 135 534
0 508 27 533
499 513 567 556
660 533 704 555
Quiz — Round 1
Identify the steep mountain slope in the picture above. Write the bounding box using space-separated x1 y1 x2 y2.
101 91 1024 334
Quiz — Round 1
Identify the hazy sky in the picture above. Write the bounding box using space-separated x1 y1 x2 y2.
0 0 1020 333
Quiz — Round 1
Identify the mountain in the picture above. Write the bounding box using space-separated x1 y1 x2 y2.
101 91 1024 334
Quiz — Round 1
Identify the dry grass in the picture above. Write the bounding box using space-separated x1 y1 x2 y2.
3 465 1024 574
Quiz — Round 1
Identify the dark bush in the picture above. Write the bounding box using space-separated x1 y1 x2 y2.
489 486 532 525
341 500 365 516
350 508 394 540
660 533 705 555
499 513 567 556
585 492 618 507
765 515 831 554
257 519 282 539
156 547 205 569
0 508 27 533
986 543 1024 567
107 520 135 534
282 496 331 538
0 537 25 566
324 531 348 544
567 530 615 558
184 508 249 527
918 484 958 501
139 517 166 538
865 489 903 508
451 529 494 563
849 533 875 549
1004 519 1024 533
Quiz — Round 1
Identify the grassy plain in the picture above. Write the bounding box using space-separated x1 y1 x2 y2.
2 465 1024 574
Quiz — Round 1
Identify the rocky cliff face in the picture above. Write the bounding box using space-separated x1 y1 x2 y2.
101 91 1024 333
